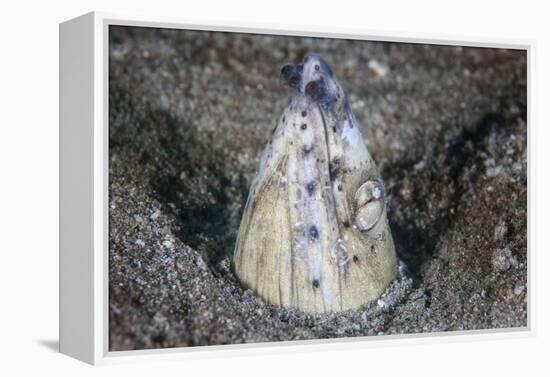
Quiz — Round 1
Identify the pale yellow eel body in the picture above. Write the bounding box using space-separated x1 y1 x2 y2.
234 54 397 313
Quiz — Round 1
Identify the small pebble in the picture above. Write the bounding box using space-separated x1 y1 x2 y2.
486 166 504 177
150 209 161 220
368 59 390 77
513 284 525 295
494 222 508 241
492 247 517 271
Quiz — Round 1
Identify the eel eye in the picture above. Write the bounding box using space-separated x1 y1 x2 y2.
354 180 385 232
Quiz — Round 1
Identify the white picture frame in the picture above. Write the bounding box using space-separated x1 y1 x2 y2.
59 11 533 365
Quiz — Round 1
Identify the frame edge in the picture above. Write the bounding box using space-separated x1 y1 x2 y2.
59 11 96 365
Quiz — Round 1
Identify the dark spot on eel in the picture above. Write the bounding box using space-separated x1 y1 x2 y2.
353 255 359 263
301 111 307 117
312 279 320 288
314 64 320 71
303 145 313 155
329 158 342 181
306 181 315 195
343 220 350 228
309 225 319 240
300 123 307 130
337 184 343 191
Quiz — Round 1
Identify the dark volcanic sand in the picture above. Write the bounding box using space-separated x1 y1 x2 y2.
108 26 527 351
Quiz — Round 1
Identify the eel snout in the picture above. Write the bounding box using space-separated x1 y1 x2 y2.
281 53 339 112
234 53 397 314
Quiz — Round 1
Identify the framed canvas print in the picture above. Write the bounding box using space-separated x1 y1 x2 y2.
59 12 531 365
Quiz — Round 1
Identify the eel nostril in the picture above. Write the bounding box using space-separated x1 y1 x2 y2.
280 64 303 90
305 78 331 107
305 80 321 100
280 65 292 78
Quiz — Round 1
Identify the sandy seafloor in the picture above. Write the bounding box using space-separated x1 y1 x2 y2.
108 26 527 351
